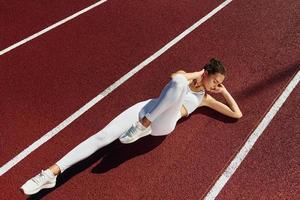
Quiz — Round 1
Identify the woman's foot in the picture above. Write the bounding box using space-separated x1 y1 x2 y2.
119 121 152 144
20 169 57 195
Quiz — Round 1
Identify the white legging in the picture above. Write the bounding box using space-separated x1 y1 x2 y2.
56 74 189 172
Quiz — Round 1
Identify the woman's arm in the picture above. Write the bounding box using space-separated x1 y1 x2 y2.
201 84 243 119
171 69 204 81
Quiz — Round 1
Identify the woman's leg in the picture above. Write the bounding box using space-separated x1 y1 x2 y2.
139 74 188 135
20 100 152 195
120 74 188 142
48 73 189 173
53 99 151 174
142 74 188 122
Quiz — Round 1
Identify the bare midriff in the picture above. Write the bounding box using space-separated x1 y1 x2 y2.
179 82 203 118
180 105 188 118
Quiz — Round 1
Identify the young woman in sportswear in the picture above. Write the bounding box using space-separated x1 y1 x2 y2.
21 58 242 195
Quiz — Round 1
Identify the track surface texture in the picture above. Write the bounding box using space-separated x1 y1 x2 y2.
1 0 299 199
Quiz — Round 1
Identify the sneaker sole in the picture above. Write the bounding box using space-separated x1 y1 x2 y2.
20 182 56 195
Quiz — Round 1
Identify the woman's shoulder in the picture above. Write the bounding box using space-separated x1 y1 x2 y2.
199 93 213 107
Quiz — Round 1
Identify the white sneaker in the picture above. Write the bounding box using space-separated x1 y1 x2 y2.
20 169 57 195
119 121 152 144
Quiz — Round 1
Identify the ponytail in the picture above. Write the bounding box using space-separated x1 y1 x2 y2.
204 58 226 75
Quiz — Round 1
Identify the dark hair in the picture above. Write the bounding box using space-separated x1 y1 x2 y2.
204 58 226 75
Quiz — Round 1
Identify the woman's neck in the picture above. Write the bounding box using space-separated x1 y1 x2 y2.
190 79 205 91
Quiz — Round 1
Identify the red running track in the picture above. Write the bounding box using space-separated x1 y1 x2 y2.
0 0 221 166
1 0 299 199
217 83 299 200
0 0 98 49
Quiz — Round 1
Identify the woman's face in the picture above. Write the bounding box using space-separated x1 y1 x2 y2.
202 72 225 92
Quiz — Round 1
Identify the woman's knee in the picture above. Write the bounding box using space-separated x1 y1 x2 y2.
171 74 189 88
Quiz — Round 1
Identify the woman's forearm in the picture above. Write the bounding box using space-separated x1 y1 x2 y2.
183 71 203 81
171 70 204 81
221 89 243 118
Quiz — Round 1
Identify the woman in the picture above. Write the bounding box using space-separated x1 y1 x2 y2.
21 58 242 195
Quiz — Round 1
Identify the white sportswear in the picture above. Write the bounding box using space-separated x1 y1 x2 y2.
55 74 204 173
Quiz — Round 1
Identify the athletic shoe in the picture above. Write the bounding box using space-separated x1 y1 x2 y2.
119 121 152 144
20 169 57 195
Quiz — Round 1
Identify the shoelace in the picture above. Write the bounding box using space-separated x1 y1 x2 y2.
32 171 47 184
126 124 138 137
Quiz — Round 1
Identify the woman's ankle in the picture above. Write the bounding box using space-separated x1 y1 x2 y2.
49 164 61 176
140 116 151 128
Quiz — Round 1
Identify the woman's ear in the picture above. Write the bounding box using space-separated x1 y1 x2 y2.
202 70 208 78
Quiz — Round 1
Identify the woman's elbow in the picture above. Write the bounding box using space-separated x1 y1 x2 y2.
234 112 243 119
171 70 186 78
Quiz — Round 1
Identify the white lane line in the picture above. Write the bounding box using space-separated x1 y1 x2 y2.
204 70 300 200
0 0 233 176
0 0 107 56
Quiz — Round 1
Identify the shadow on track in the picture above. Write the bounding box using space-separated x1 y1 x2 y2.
91 135 167 174
235 61 299 99
195 107 239 123
27 135 167 200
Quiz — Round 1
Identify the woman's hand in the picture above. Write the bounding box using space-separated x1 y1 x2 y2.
171 69 204 81
203 84 243 119
210 83 227 94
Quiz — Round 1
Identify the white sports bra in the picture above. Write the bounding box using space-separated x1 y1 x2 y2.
182 86 205 116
